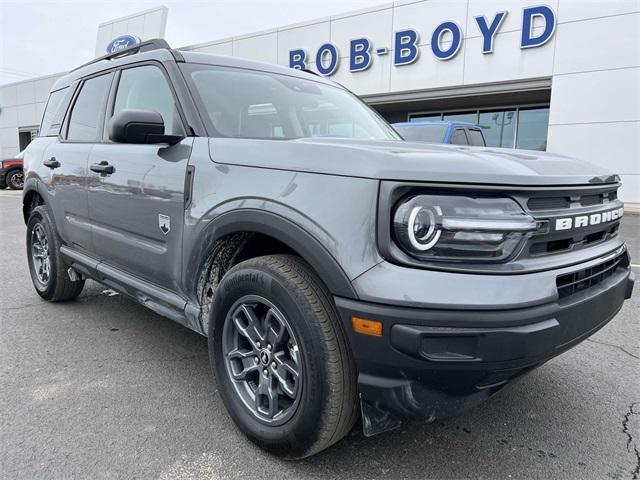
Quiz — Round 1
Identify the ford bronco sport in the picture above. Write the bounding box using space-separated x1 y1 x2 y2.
22 40 634 458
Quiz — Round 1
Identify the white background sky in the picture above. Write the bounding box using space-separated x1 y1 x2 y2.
0 0 383 85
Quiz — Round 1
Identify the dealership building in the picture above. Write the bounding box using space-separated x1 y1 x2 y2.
0 1 638 204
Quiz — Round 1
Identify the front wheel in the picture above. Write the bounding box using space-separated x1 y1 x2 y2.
209 255 358 459
26 206 85 301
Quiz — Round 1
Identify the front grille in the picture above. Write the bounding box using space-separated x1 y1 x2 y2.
516 184 623 259
556 252 626 299
529 223 620 255
527 190 618 211
527 196 570 210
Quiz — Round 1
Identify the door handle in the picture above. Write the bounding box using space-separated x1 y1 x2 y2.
90 161 115 175
43 157 60 169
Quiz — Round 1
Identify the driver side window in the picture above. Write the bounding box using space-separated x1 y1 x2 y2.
113 65 184 135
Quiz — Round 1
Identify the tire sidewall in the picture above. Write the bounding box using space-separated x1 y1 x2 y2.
209 262 330 457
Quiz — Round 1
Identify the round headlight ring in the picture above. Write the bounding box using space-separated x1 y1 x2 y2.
407 206 441 251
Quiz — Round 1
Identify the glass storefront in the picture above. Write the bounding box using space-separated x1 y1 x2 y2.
516 108 550 150
410 106 550 151
479 110 517 148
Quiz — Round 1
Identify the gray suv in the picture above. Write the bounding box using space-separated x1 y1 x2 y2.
22 40 634 458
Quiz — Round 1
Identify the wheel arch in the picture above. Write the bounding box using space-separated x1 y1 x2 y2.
22 179 44 224
187 209 358 304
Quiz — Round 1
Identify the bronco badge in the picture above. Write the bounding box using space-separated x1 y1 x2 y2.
554 207 623 231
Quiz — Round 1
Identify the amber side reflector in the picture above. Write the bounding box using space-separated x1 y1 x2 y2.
351 316 383 337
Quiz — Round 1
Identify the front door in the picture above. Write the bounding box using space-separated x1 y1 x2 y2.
87 64 192 291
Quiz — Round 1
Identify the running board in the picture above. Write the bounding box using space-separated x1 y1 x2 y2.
60 245 204 334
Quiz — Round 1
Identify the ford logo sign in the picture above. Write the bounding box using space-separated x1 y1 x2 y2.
106 35 140 54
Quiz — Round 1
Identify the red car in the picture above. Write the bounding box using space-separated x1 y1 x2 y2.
0 151 24 190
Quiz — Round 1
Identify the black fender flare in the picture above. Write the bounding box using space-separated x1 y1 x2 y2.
186 209 358 301
21 177 42 224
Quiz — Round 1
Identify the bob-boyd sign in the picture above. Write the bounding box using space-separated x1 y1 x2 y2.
289 6 556 76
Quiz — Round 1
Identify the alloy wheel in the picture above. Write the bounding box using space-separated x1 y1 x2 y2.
9 171 24 189
31 223 51 285
222 295 302 425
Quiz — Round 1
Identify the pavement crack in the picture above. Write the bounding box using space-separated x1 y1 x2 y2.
97 353 208 365
587 338 640 360
3 293 107 312
622 402 640 480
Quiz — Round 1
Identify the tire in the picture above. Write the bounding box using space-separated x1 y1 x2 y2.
26 205 85 301
6 169 24 190
209 254 358 459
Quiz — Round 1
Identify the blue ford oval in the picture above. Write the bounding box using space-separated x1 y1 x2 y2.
106 35 140 54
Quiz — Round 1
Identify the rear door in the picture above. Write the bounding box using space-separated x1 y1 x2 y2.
87 63 192 291
42 73 114 250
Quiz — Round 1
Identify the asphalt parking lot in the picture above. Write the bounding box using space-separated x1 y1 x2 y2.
1 188 638 480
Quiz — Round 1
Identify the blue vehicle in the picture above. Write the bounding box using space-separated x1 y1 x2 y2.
392 120 487 147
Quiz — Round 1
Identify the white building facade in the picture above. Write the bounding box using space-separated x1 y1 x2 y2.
1 1 638 203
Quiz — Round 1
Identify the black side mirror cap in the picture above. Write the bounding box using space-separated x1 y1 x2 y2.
108 109 184 146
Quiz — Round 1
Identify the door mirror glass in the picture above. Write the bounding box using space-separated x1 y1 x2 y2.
108 109 183 145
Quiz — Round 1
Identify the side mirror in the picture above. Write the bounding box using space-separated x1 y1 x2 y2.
108 109 184 145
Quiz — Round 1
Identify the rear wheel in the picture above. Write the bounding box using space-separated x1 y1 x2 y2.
6 169 24 190
209 254 358 459
26 206 85 301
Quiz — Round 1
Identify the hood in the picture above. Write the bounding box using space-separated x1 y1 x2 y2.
209 137 619 186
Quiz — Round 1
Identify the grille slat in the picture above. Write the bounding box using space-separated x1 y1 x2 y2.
556 253 625 299
527 196 570 210
526 190 618 212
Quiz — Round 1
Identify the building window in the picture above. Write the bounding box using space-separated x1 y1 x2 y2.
18 127 39 151
479 110 516 148
409 114 440 122
443 111 478 124
516 107 549 151
409 105 549 151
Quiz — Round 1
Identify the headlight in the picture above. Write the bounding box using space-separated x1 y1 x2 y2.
393 195 540 263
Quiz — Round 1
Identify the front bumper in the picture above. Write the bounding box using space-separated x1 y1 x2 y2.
335 253 634 436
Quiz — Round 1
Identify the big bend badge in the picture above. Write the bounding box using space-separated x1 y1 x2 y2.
158 214 171 235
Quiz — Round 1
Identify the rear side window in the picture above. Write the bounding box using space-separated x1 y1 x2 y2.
450 128 468 145
40 87 70 137
467 129 485 146
66 74 112 142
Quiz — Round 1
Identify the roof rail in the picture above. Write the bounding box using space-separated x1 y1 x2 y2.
72 38 184 72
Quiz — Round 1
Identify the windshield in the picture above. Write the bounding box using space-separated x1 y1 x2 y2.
394 124 448 143
182 64 400 141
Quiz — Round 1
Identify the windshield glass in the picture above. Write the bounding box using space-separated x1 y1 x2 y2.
182 64 399 141
394 124 448 143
